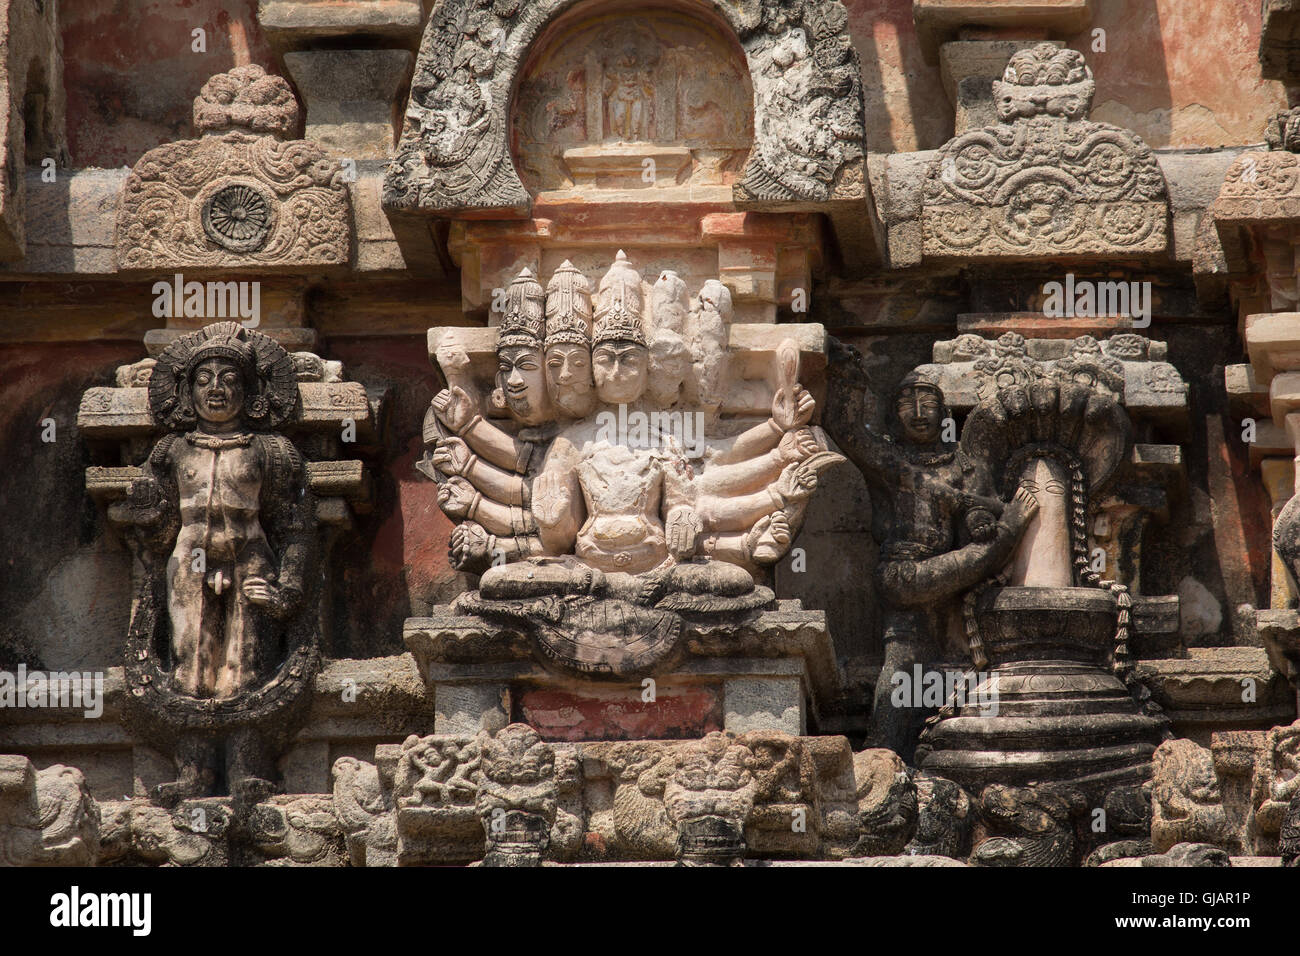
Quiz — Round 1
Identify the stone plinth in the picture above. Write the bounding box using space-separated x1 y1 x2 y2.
404 601 841 740
920 587 1167 801
1134 647 1296 743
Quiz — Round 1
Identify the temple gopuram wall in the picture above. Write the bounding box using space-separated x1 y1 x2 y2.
1 0 1299 873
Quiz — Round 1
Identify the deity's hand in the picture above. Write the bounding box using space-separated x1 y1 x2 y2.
435 341 472 376
772 384 815 431
438 476 478 520
778 427 820 463
774 459 819 504
432 436 474 476
432 386 477 434
112 474 165 525
450 521 491 568
531 471 571 529
665 507 702 561
242 576 300 619
1000 487 1040 536
746 512 792 564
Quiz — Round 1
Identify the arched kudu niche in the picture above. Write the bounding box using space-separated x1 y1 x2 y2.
512 2 754 194
383 0 867 215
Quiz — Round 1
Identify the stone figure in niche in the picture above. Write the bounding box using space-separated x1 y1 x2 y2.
115 323 307 699
423 251 842 676
485 252 829 602
110 322 313 797
825 357 1036 760
603 42 656 141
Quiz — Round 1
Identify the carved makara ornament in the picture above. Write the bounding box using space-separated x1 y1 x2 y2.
383 0 866 213
117 64 351 271
923 44 1168 258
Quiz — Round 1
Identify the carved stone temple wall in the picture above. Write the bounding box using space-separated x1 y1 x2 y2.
3 0 1300 870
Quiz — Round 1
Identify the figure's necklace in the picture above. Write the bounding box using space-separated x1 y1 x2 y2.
903 444 955 467
186 431 253 450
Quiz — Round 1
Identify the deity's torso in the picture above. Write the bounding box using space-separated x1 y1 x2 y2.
878 449 966 559
170 433 269 563
574 442 668 573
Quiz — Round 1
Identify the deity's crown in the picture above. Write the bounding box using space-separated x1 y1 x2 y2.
544 260 593 349
497 268 546 349
185 321 258 380
895 369 944 402
593 251 647 347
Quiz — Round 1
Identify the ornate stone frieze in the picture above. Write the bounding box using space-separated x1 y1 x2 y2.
382 0 866 214
116 65 352 273
922 44 1168 260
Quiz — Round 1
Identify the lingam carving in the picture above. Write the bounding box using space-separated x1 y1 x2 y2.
828 331 1172 807
117 65 351 271
923 44 1167 259
920 341 1167 798
423 253 842 678
826 362 1037 758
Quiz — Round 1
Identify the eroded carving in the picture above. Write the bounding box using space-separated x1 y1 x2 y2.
424 253 841 679
117 65 351 271
0 756 100 867
476 723 558 867
384 0 865 212
923 44 1167 259
663 731 756 866
970 784 1082 867
1151 738 1229 854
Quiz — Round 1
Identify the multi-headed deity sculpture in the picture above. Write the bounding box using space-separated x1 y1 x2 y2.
422 252 842 676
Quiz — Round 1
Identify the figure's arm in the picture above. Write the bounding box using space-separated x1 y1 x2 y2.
248 437 311 617
708 418 784 464
448 522 546 572
439 476 537 538
696 458 817 532
531 438 583 555
431 386 533 474
108 435 182 554
696 429 820 495
432 436 529 507
875 489 1038 608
